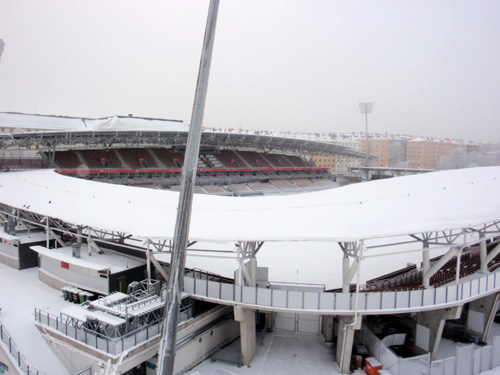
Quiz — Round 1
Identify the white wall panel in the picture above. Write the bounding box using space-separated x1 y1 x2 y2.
287 291 302 309
242 286 256 304
396 291 409 309
207 280 219 299
303 292 319 309
220 283 233 301
257 288 271 306
319 293 334 310
335 293 350 310
382 291 396 309
272 289 287 308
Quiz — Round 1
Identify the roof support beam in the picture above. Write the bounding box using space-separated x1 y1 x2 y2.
422 238 431 288
482 242 500 271
236 242 258 287
149 253 170 282
340 242 362 293
480 232 488 274
423 246 461 287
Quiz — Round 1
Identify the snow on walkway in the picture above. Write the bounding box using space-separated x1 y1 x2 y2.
0 262 70 375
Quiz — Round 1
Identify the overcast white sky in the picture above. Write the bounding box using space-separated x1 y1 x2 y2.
0 1 499 143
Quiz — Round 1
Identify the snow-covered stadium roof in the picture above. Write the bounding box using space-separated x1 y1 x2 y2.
1 167 499 243
0 112 188 132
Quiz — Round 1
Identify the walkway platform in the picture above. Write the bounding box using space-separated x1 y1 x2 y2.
186 330 366 375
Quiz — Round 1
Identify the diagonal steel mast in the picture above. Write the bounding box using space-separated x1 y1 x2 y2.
156 1 220 374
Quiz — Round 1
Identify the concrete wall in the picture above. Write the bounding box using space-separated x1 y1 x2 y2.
39 255 109 294
146 318 239 375
0 345 22 375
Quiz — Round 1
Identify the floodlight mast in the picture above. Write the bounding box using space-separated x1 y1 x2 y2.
359 102 373 180
156 1 220 374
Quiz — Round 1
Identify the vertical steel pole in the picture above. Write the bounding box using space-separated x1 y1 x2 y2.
156 1 220 374
365 111 368 168
365 111 369 181
359 103 372 181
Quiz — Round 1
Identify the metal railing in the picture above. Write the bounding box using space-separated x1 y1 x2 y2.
0 320 46 375
34 302 193 357
73 366 91 375
184 270 500 314
34 308 163 356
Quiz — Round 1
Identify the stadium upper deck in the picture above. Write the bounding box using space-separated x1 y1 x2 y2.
0 112 366 158
0 112 371 192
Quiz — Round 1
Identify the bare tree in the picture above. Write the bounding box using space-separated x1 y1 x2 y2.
389 141 405 167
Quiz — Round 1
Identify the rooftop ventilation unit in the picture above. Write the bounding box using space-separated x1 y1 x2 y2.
72 243 81 258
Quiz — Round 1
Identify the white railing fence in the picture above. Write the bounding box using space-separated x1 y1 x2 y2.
361 328 500 375
0 320 46 375
184 272 500 314
431 335 500 375
34 308 163 356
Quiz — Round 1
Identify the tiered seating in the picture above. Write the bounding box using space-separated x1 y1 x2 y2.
0 158 44 169
486 240 500 270
247 182 281 195
79 150 123 169
151 149 184 168
315 179 339 189
362 245 488 292
284 155 307 167
198 154 223 168
262 153 292 168
54 151 81 169
362 269 423 292
228 184 254 196
203 185 230 195
459 252 481 278
118 148 158 169
238 152 271 168
271 179 304 194
215 151 245 168
294 179 323 192
169 185 207 194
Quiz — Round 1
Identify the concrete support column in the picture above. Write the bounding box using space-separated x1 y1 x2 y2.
467 293 500 342
415 306 462 360
479 232 488 274
234 306 256 366
336 315 362 374
265 312 273 332
248 257 257 286
342 255 350 293
322 316 335 342
422 241 430 288
481 243 500 275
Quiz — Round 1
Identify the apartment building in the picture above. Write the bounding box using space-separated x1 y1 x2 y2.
407 138 479 170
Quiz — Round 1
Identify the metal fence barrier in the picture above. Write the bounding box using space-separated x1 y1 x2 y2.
184 272 500 314
34 308 163 356
0 320 46 375
361 327 500 375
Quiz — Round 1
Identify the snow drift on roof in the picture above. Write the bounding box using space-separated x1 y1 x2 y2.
0 167 499 242
0 112 188 132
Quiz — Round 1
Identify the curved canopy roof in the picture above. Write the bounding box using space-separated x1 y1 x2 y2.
0 112 367 158
0 167 499 243
0 112 188 132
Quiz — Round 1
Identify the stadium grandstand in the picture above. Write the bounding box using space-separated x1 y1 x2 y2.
0 112 369 195
2 112 500 375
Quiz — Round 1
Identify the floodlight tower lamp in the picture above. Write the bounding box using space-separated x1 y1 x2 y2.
359 103 373 179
